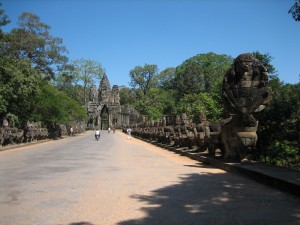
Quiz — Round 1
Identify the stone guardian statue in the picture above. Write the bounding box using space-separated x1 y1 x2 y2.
221 53 272 163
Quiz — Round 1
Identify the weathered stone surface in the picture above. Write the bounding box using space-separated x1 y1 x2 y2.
221 53 272 162
86 74 133 130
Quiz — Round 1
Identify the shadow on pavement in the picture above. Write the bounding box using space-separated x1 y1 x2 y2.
117 172 300 225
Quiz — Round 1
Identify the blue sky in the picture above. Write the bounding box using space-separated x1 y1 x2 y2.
1 0 300 86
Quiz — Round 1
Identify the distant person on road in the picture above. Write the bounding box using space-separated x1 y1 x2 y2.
108 127 111 133
127 127 132 140
70 127 74 136
112 127 115 134
95 128 100 140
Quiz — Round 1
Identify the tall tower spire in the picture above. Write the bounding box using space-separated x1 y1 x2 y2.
99 73 111 103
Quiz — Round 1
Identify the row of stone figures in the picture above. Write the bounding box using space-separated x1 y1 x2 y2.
122 113 225 157
47 123 86 139
123 53 273 163
123 112 259 162
0 120 86 147
0 121 49 146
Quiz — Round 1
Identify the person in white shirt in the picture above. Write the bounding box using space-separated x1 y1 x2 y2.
95 129 100 140
127 128 132 140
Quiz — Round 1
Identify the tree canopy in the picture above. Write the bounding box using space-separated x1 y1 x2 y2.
0 56 42 126
129 64 159 96
68 58 104 105
119 86 135 106
157 67 176 89
133 88 175 120
1 12 68 79
173 52 232 99
32 82 87 126
257 81 300 169
0 3 10 34
0 7 88 128
252 51 277 78
289 0 300 21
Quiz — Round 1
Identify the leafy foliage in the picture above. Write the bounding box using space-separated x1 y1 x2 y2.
32 82 87 127
174 52 232 99
0 8 88 129
0 56 42 126
0 3 10 33
119 86 135 106
128 53 232 122
289 0 300 21
129 64 159 96
157 67 176 90
54 65 85 105
252 51 277 79
133 88 176 120
2 13 68 79
257 80 300 170
177 93 223 122
70 58 104 105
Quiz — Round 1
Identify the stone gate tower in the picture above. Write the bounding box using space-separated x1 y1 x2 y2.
86 74 131 129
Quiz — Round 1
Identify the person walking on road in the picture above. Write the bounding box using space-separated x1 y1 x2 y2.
95 128 100 141
127 127 132 140
70 127 74 136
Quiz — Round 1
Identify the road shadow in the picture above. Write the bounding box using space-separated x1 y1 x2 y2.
117 172 300 225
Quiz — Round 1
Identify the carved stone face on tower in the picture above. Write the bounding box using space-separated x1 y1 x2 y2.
89 85 98 102
112 85 120 105
99 73 111 103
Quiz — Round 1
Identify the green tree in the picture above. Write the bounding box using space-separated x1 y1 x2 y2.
289 0 300 21
174 52 232 99
177 93 223 122
0 3 10 34
2 12 68 79
33 82 87 127
252 51 277 79
257 82 300 169
54 64 85 105
55 64 76 87
0 8 87 131
157 67 176 89
119 86 135 106
71 58 104 105
0 56 42 127
133 88 176 120
129 64 159 96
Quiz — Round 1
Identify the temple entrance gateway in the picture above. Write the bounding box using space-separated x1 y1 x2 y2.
86 74 137 130
100 105 109 130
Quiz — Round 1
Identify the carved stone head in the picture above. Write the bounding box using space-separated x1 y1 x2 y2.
222 53 272 114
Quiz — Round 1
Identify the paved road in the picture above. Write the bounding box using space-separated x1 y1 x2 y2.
0 130 299 225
